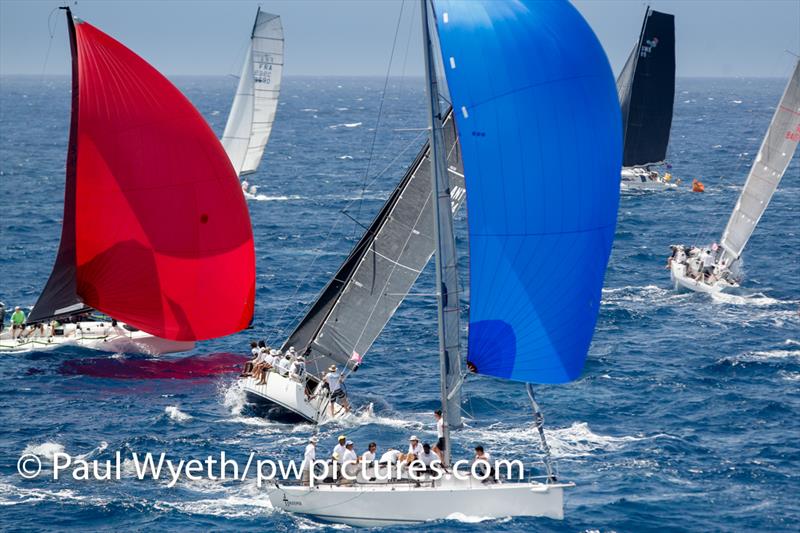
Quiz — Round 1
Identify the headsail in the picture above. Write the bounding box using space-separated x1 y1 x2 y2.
221 8 284 176
29 10 255 341
617 7 675 167
283 111 464 378
434 0 622 384
720 60 800 263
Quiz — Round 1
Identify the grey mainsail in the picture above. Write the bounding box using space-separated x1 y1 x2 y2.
720 60 800 264
283 110 464 378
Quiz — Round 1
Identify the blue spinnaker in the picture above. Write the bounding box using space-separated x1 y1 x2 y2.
434 0 621 383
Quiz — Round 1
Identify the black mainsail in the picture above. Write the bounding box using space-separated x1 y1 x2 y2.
617 7 675 168
282 110 464 378
27 11 91 324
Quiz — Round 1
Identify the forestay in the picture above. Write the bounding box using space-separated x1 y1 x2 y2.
720 60 800 262
283 112 464 378
616 8 675 167
434 0 622 384
221 8 284 176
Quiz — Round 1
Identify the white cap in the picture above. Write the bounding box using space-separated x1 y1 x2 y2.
309 436 318 443
270 349 278 355
409 435 419 441
345 440 354 446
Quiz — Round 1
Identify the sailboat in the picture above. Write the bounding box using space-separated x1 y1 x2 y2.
221 8 284 199
240 108 465 423
266 0 621 525
617 7 677 190
0 7 256 354
669 60 800 294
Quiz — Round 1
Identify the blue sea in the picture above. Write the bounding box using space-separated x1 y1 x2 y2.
0 74 798 532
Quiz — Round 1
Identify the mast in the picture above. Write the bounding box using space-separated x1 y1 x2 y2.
421 0 462 465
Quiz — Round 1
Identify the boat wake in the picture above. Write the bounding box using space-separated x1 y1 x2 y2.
461 421 658 459
58 353 247 380
709 291 786 306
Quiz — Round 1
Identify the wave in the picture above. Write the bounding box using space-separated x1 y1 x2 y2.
22 441 65 462
337 155 354 160
328 122 363 129
710 291 784 306
460 421 655 459
246 194 302 202
165 406 193 422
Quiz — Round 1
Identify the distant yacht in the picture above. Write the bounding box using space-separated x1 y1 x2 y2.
668 60 800 294
265 0 621 525
617 6 677 190
221 8 284 199
1 7 255 354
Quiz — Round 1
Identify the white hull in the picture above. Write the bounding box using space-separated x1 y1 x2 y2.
669 262 736 294
268 475 569 526
0 321 194 355
242 374 347 424
620 167 677 191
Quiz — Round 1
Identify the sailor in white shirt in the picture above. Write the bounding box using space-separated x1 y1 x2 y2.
417 443 440 469
379 448 402 464
323 364 350 416
433 409 446 462
302 435 317 485
405 435 424 462
360 442 377 463
473 445 494 480
290 356 306 379
332 435 347 462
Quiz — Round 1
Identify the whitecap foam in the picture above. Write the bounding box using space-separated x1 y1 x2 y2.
247 194 301 202
710 291 781 306
337 155 354 160
461 421 652 459
165 406 192 422
328 122 362 129
22 442 65 462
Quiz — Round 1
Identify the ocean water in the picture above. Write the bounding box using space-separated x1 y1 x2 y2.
0 74 798 532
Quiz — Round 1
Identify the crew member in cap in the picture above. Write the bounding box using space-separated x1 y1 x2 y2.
404 435 424 463
302 435 318 485
323 364 350 416
332 435 347 462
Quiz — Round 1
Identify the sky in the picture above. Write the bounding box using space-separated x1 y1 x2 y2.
0 1 798 78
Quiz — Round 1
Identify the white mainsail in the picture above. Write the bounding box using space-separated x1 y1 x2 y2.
720 60 800 263
221 8 284 176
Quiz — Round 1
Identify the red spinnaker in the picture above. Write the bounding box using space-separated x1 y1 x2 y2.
68 18 254 340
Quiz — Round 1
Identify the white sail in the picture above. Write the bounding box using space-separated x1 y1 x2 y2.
221 9 284 176
720 60 800 262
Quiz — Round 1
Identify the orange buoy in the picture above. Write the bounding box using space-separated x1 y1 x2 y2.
692 179 705 193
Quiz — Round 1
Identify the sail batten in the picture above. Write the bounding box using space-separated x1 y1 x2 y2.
720 60 800 262
617 7 675 167
221 9 284 177
434 0 621 384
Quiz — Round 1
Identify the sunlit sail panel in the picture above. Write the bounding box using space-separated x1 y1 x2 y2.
30 15 256 341
720 61 800 262
222 9 284 176
435 0 622 383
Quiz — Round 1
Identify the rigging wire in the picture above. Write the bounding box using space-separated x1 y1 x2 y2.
349 0 406 237
39 7 61 83
689 54 796 249
267 2 422 346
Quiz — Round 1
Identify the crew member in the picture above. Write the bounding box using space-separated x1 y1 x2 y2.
10 306 26 339
433 409 446 462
